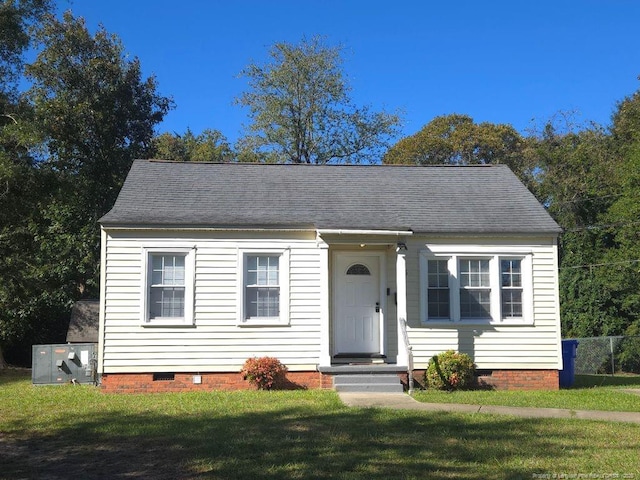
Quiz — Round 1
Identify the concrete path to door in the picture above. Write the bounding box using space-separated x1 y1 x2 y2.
338 392 640 424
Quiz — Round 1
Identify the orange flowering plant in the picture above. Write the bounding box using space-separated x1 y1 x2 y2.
240 356 288 390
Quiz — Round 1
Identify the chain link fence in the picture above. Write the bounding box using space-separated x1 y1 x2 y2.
566 336 640 375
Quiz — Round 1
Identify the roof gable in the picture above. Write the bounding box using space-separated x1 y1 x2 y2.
100 160 561 235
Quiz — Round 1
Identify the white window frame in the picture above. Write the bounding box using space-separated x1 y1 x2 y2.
500 258 525 320
237 248 290 326
425 258 451 320
419 246 533 325
458 257 493 320
141 247 195 326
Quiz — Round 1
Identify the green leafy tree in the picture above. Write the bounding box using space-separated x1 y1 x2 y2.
151 128 233 162
0 10 172 366
596 91 640 338
236 35 401 164
0 121 51 367
26 12 172 211
527 118 624 338
0 0 53 367
383 114 529 177
0 0 52 96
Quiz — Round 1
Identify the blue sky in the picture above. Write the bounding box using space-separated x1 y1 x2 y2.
59 1 640 145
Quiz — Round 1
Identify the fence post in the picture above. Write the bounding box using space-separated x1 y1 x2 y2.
610 336 615 376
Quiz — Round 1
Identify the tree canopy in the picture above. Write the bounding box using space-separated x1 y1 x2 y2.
0 8 171 366
236 36 401 164
383 113 530 177
151 128 233 162
0 0 51 95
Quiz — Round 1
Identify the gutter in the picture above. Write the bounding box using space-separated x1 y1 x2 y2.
317 229 414 236
100 226 317 232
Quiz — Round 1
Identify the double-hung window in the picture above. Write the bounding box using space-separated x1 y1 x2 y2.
238 249 290 326
142 248 195 326
500 259 523 319
246 255 280 318
459 258 491 320
427 259 450 320
420 248 532 325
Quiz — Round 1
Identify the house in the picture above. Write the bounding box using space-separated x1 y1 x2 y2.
98 159 563 392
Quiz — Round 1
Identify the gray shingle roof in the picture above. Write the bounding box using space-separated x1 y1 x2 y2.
99 160 561 235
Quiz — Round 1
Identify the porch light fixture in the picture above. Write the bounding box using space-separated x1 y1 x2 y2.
396 242 408 251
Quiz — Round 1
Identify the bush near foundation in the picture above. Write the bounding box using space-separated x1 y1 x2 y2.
241 356 288 390
425 350 476 391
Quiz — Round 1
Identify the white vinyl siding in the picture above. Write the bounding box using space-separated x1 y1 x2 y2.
101 232 320 373
100 230 562 374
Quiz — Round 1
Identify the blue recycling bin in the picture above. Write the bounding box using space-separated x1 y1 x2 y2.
559 339 579 388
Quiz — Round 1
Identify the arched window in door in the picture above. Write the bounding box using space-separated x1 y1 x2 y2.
346 264 371 275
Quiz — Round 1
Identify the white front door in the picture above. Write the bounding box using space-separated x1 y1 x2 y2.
333 253 382 355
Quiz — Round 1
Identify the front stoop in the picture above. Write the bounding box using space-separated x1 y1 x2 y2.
319 365 406 393
333 374 404 393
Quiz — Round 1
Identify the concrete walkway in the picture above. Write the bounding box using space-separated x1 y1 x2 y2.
338 392 640 424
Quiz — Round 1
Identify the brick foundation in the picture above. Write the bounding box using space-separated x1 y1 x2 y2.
408 369 559 391
101 371 332 394
101 368 558 393
477 369 559 390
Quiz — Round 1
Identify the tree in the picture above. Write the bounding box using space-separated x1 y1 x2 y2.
383 113 529 176
596 91 640 337
0 10 172 366
0 0 52 96
526 117 624 338
26 12 173 211
0 0 53 368
151 128 233 162
236 36 401 164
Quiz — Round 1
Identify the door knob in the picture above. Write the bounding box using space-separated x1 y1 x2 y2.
375 302 380 313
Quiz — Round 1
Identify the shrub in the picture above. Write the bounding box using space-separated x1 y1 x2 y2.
425 350 475 391
240 356 288 390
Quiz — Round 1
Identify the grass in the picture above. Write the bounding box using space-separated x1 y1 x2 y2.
413 375 640 412
1 370 640 479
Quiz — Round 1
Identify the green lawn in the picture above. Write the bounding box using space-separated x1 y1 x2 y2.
413 375 640 412
1 370 640 479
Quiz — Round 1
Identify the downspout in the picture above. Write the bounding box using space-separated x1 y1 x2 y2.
97 227 107 384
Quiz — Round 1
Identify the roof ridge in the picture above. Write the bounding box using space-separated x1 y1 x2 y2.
141 159 504 168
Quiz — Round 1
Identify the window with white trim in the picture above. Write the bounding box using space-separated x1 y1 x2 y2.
459 258 491 320
420 250 532 324
238 249 290 326
427 259 450 320
501 259 523 319
142 248 195 325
